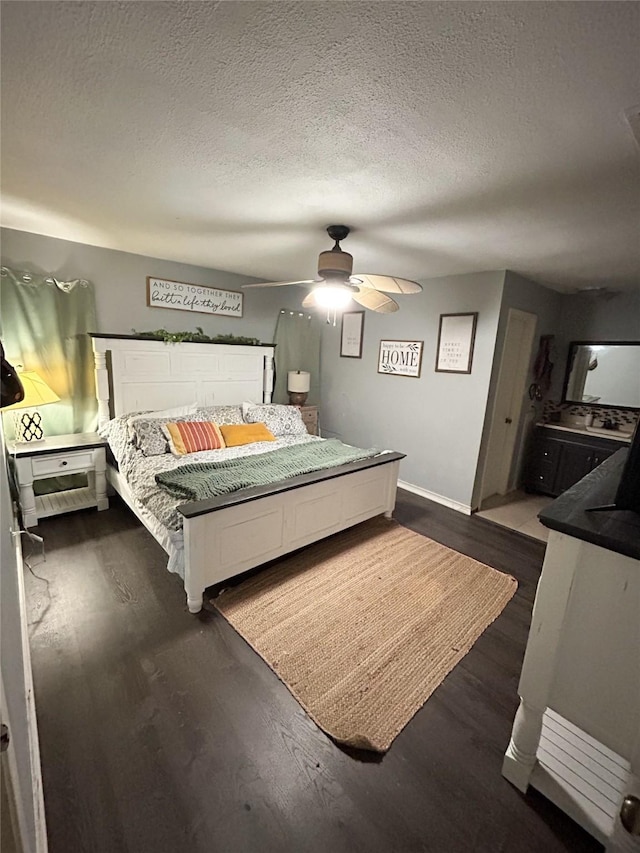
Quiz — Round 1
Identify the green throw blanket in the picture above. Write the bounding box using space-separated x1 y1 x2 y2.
155 439 381 502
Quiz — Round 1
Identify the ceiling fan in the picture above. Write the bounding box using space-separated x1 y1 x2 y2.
242 225 423 318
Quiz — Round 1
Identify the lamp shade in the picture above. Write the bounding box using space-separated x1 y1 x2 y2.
3 371 60 410
287 370 310 393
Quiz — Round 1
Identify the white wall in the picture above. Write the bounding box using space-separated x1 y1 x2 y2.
320 271 505 510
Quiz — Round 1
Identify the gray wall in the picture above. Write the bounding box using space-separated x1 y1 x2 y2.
559 289 640 343
0 227 299 342
320 271 505 509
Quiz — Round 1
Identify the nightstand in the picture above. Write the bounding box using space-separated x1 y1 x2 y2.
8 433 109 528
297 405 319 436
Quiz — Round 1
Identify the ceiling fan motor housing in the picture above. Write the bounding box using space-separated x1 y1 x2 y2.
318 249 353 281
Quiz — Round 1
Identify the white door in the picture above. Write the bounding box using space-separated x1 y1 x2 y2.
481 309 537 501
0 422 48 853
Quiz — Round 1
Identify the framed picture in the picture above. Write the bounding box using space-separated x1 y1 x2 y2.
340 311 365 358
435 312 478 373
378 340 423 378
146 276 243 318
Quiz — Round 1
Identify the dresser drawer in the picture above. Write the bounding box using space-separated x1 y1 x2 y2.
31 451 94 477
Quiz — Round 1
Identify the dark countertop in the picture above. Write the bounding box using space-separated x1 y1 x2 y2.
539 449 640 561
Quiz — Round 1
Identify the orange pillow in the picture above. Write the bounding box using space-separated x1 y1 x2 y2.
219 423 276 447
163 421 225 455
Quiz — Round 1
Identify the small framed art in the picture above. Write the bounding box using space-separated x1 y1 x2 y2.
435 313 478 374
340 311 365 358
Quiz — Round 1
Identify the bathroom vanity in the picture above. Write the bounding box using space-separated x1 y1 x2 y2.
526 423 631 497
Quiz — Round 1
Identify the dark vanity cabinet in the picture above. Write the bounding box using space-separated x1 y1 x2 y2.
526 426 623 497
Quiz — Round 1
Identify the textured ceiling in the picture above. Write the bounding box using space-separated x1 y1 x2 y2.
1 1 639 291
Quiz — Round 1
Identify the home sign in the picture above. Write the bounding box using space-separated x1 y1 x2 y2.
378 340 424 378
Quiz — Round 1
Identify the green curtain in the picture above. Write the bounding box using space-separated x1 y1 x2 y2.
273 309 322 405
0 266 98 439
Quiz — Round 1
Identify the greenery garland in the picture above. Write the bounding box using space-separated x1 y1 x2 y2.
131 327 261 346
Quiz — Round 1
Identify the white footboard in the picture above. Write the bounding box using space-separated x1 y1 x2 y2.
182 458 401 613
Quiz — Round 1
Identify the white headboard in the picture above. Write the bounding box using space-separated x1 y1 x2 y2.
91 334 274 427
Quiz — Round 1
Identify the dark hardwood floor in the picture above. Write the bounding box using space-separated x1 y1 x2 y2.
24 490 602 853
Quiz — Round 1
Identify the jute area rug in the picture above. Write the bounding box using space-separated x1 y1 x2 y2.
213 517 517 752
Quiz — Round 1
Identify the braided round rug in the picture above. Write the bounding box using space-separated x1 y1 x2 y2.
213 517 517 752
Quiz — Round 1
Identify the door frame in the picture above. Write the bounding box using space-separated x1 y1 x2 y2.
479 308 538 504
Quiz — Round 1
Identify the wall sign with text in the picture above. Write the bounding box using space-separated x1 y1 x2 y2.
340 311 365 358
146 277 243 318
378 340 424 377
435 312 478 373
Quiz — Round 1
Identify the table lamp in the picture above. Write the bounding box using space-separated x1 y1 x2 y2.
3 370 60 442
287 370 310 406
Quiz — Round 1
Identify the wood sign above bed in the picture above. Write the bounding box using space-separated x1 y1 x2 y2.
146 276 243 318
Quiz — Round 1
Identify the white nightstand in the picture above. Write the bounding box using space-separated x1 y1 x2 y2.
8 433 109 528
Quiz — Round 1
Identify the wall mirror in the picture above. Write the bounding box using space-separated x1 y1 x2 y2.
563 341 640 410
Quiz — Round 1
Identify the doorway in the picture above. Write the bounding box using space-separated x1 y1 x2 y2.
479 308 538 507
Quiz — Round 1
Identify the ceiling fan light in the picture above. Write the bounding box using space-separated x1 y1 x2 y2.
313 285 353 309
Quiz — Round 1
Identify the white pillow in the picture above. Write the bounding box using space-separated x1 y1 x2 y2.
127 403 197 427
241 400 261 420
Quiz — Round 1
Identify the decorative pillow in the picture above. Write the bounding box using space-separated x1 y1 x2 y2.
163 421 226 456
243 404 307 437
127 403 197 440
195 405 244 426
219 423 276 447
130 412 209 456
98 412 147 465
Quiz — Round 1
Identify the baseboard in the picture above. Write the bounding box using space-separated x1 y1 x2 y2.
397 480 472 515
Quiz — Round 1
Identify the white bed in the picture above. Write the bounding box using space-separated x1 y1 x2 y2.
91 334 403 613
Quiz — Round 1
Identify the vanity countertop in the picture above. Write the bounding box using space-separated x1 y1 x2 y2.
536 422 632 444
539 449 640 560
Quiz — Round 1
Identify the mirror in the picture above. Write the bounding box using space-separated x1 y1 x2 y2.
563 341 640 409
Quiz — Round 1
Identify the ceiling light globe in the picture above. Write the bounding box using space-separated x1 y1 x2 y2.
313 285 353 309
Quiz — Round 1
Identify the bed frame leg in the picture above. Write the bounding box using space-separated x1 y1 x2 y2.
187 596 203 614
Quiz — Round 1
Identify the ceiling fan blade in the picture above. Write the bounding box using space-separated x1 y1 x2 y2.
350 274 422 294
352 289 399 313
242 279 317 289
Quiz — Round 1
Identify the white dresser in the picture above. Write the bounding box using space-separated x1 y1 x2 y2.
503 451 640 851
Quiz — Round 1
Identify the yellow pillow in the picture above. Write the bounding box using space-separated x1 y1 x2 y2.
219 423 276 447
